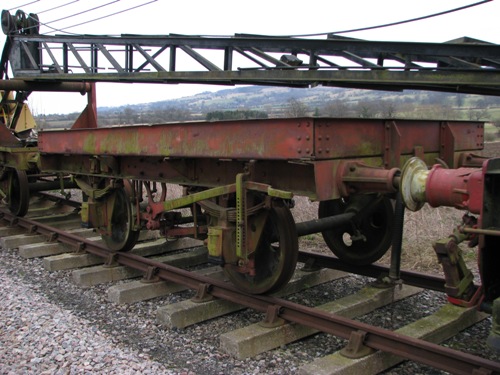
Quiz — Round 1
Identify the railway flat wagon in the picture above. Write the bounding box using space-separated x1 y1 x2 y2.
1 8 500 351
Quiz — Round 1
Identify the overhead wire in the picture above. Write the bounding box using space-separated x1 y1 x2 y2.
8 0 40 12
5 1 119 34
43 0 120 26
249 0 494 38
328 0 493 36
7 0 493 39
39 0 157 35
36 0 80 15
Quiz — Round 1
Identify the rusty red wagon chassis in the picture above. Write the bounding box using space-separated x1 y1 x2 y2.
2 108 496 298
27 116 500 350
2 109 499 341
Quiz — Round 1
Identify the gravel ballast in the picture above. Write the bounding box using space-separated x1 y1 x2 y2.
1 242 498 374
0 259 175 375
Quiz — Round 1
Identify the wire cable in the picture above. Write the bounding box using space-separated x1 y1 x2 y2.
8 0 40 12
254 0 493 38
330 0 493 36
43 0 120 26
37 0 80 15
13 0 493 40
39 0 157 35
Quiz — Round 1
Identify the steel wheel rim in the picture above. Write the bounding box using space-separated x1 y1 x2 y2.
8 169 29 217
101 187 139 252
224 202 298 294
319 195 394 266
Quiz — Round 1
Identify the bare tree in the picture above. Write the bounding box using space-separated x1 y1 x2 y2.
417 104 459 120
122 106 136 124
468 108 489 121
380 101 397 118
285 98 308 117
323 100 350 117
356 101 377 118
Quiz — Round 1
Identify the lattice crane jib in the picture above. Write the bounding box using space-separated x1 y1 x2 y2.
1 10 500 96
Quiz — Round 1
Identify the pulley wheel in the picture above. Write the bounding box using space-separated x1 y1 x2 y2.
318 195 394 265
2 169 30 217
101 186 140 252
27 13 39 35
14 10 26 32
224 201 298 294
1 10 14 35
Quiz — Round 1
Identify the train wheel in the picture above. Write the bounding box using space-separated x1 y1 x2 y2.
318 195 394 265
101 186 140 252
0 169 30 217
225 201 298 294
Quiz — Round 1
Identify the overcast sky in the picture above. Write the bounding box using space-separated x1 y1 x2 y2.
1 0 499 115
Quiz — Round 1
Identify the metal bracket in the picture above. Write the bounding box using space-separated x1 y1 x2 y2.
46 232 58 242
141 266 160 283
372 274 402 289
74 241 86 254
74 177 114 200
8 217 18 227
235 172 248 260
487 297 500 356
191 283 214 303
301 257 322 272
384 120 401 168
439 121 456 169
103 253 119 268
259 304 285 328
433 236 476 303
472 368 493 375
340 330 374 359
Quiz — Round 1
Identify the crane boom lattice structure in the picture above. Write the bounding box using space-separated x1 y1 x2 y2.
1 15 500 96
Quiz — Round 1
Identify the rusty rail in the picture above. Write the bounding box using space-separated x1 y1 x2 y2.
1 208 498 374
298 250 447 292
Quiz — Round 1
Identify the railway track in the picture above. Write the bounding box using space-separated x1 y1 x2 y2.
0 196 499 374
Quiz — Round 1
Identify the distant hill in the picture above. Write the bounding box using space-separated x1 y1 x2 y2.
98 85 500 118
38 86 500 128
97 86 349 117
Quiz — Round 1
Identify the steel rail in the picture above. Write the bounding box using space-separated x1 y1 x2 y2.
0 209 498 374
33 191 82 208
298 250 448 292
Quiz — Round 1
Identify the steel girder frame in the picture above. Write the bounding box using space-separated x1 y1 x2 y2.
5 33 500 96
37 118 485 201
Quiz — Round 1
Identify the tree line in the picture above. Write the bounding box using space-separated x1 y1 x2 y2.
35 91 500 128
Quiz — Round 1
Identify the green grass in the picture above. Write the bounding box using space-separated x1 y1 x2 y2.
485 123 500 142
